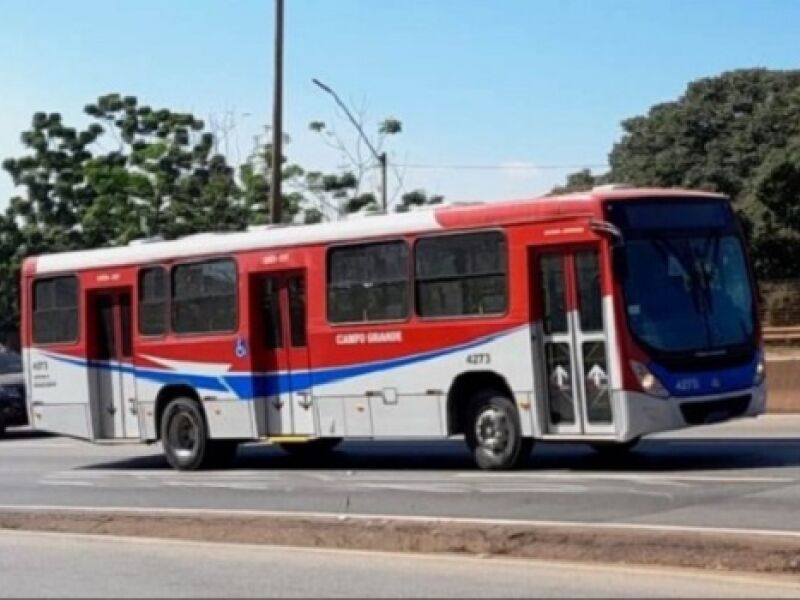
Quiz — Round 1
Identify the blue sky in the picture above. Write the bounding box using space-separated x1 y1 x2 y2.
1 0 799 210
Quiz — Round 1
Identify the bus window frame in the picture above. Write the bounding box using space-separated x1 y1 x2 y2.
169 256 240 337
413 228 511 322
30 273 81 347
137 264 169 339
325 238 413 327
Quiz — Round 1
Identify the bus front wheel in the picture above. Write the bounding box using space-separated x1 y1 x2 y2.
465 391 532 470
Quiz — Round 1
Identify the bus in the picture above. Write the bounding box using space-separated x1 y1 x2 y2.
20 186 765 470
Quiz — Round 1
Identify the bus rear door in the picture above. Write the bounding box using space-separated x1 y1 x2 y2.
250 271 314 436
88 289 140 439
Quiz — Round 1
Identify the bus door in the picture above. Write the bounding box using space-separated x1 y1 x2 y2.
250 271 314 436
88 289 140 439
533 246 615 435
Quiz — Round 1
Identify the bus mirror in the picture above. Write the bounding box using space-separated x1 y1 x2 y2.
589 219 623 246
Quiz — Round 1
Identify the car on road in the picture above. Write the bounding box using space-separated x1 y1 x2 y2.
0 350 27 436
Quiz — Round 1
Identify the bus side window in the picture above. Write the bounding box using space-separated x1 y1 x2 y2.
327 241 409 323
416 232 508 318
138 267 167 336
172 259 237 334
32 275 79 345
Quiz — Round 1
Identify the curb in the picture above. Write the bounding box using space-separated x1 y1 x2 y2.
0 508 799 576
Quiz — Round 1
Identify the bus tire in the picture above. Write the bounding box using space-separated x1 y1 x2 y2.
466 391 531 470
279 437 342 457
0 415 6 438
160 397 212 471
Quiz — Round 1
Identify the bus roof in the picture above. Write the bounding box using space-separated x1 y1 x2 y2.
26 187 726 276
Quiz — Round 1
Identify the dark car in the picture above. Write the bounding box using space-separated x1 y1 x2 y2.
0 351 26 436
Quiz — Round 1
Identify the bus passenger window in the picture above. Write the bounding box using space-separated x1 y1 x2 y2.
327 241 409 323
172 259 237 334
138 267 167 336
415 232 507 318
32 276 79 344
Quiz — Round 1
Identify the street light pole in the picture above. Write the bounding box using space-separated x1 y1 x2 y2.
270 0 284 224
312 78 388 213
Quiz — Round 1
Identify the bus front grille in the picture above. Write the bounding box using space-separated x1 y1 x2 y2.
679 395 751 425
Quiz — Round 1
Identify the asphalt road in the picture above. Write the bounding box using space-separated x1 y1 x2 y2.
1 415 799 533
3 530 799 598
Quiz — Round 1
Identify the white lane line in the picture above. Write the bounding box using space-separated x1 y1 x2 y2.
2 504 800 540
39 481 96 488
1 442 78 449
455 472 797 484
41 469 797 485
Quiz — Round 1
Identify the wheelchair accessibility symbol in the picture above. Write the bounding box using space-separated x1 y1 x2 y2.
235 337 248 358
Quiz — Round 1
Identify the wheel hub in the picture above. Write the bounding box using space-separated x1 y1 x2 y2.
475 408 509 452
169 413 198 459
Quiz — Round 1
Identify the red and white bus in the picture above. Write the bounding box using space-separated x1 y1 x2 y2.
21 186 766 470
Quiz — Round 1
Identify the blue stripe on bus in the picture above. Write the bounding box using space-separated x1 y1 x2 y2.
42 326 520 399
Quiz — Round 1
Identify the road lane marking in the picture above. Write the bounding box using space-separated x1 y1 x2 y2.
3 504 800 540
455 472 797 484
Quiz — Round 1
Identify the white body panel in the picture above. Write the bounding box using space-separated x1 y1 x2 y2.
32 211 443 275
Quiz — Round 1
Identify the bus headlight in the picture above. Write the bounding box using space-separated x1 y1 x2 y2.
753 354 766 386
630 361 669 398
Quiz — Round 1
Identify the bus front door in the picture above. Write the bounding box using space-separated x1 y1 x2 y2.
252 272 314 436
89 289 140 440
534 247 615 436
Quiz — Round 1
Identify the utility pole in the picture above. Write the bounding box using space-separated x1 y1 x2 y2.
312 78 388 213
270 0 284 224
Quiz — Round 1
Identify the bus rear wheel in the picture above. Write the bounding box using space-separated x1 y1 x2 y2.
465 391 532 470
161 397 237 471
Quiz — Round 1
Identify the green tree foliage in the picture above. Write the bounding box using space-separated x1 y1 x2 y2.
307 115 440 216
239 132 306 226
0 95 444 334
549 168 606 195
554 69 800 278
0 94 248 329
84 94 246 240
395 189 444 212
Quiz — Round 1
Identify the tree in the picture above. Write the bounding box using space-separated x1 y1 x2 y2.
395 189 444 212
84 93 246 239
549 168 606 195
239 130 307 225
1 94 248 329
308 110 440 216
0 93 444 333
554 69 800 278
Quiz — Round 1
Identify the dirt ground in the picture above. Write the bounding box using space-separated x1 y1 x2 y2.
1 509 799 576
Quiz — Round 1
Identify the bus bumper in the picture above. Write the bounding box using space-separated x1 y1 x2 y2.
618 382 767 441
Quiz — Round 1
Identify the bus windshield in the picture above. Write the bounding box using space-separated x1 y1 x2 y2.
607 199 756 356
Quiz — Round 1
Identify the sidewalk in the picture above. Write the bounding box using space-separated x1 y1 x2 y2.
766 359 800 413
